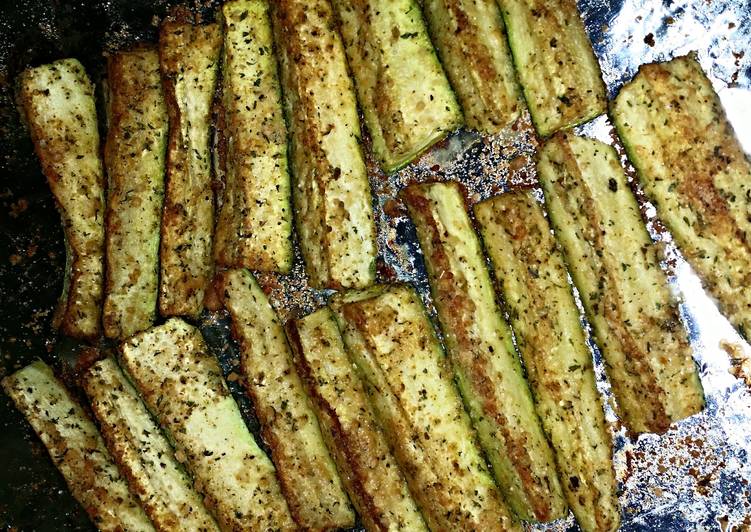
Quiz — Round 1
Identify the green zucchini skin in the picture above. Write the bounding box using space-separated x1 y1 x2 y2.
497 0 606 137
401 181 565 522
537 132 705 434
421 0 522 133
287 306 428 532
18 59 105 339
331 0 463 173
83 357 220 532
475 191 620 532
214 0 294 274
271 0 377 289
332 284 519 532
103 49 168 340
3 361 154 531
119 319 296 531
216 269 355 530
612 54 751 339
158 20 222 318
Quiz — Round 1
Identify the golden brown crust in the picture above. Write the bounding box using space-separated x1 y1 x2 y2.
158 20 222 318
286 309 427 532
102 48 167 339
19 59 105 339
538 131 704 437
401 182 565 521
272 0 377 289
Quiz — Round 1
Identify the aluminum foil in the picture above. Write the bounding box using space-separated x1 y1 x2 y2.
1 0 750 529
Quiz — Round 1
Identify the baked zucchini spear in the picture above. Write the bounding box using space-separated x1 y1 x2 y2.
271 0 377 289
18 59 105 339
331 0 463 173
287 307 428 532
158 19 222 318
475 191 620 532
102 49 168 340
537 133 705 434
496 0 606 136
119 318 296 531
612 54 751 339
401 181 565 521
420 0 522 133
3 361 153 531
332 285 518 532
83 357 219 532
214 0 293 273
215 269 354 530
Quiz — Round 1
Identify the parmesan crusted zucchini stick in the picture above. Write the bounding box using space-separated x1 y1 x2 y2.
216 269 354 530
332 285 519 532
119 319 296 531
497 0 606 136
331 0 463 173
272 0 377 289
421 0 522 133
214 0 293 273
83 357 219 532
158 20 222 318
537 133 705 434
18 59 105 339
3 360 153 531
401 181 566 521
612 54 751 339
287 307 428 532
103 49 168 340
475 191 620 532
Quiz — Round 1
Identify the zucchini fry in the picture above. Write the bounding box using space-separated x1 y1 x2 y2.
497 0 606 136
272 0 377 289
537 133 705 434
287 307 428 532
401 181 565 521
119 319 296 531
18 59 105 339
421 0 522 133
158 20 222 318
612 54 751 339
214 0 293 273
83 357 219 532
103 49 168 340
216 269 354 530
3 361 153 531
332 285 518 532
475 191 620 532
331 0 463 173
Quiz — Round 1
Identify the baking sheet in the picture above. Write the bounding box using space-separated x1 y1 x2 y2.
1 0 750 529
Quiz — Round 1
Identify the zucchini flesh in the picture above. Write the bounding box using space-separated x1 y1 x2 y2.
331 0 463 173
158 21 222 318
537 133 705 434
214 0 293 273
421 0 522 133
3 361 153 531
103 49 168 340
497 0 606 136
611 54 751 339
216 269 354 530
475 191 620 532
19 59 105 339
332 285 518 532
401 181 565 521
272 0 377 289
83 357 219 532
119 318 296 531
287 307 428 532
